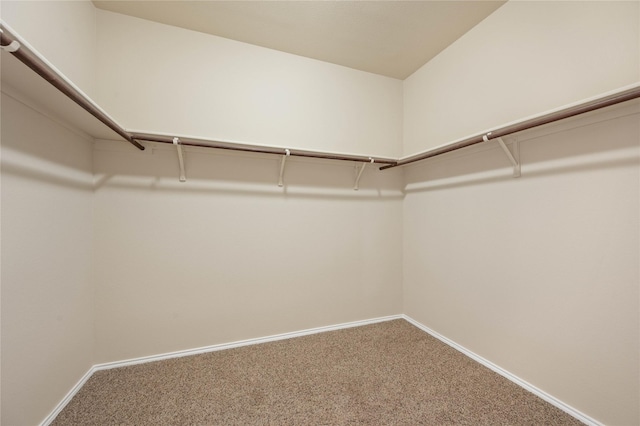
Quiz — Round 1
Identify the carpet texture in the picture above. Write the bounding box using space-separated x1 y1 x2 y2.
53 319 583 425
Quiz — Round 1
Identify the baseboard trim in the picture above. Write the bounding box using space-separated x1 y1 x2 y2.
42 314 600 426
401 314 602 426
39 366 95 426
40 314 402 425
93 314 403 371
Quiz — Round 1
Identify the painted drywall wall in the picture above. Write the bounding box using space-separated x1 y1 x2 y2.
92 141 404 363
2 2 637 424
402 2 639 423
1 92 95 425
403 102 640 425
1 0 97 98
95 10 403 158
403 0 640 156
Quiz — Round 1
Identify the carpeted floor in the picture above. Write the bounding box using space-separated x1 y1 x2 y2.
52 319 583 425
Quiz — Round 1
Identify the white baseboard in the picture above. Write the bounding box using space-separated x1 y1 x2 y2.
40 314 402 425
41 313 600 426
39 367 95 426
401 314 602 426
93 314 403 371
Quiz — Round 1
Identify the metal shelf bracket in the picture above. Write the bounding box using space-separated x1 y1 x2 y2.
483 132 521 178
173 137 187 182
278 149 290 187
354 158 374 190
0 28 20 52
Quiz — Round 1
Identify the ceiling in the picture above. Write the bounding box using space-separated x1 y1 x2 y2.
92 1 505 80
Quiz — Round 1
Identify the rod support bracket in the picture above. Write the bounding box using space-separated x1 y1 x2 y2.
173 137 186 182
484 133 521 178
278 149 290 187
1 39 20 52
354 158 374 190
0 29 20 52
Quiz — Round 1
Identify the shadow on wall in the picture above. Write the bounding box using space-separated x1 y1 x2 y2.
92 141 405 201
1 157 94 191
1 92 95 190
1 141 405 201
404 102 640 193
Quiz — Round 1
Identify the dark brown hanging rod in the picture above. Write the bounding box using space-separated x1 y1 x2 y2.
2 22 638 171
0 24 145 151
380 85 640 170
129 132 397 164
0 22 397 166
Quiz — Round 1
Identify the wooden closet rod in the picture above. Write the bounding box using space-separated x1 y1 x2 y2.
380 84 640 170
0 23 145 151
3 22 637 170
0 22 396 166
129 132 398 165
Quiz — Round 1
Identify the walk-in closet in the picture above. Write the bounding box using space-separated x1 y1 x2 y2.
1 1 638 425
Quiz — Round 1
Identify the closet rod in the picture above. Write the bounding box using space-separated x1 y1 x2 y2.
380 85 640 170
0 22 394 165
130 132 398 165
0 23 145 151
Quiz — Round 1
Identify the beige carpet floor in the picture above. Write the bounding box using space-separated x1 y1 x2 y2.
53 319 583 425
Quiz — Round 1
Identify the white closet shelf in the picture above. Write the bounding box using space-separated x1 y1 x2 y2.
382 83 640 170
129 132 396 164
1 45 125 142
1 24 143 148
2 22 639 173
0 23 396 167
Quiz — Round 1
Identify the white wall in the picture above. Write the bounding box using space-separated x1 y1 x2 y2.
402 4 639 423
1 0 97 98
95 10 403 158
92 5 405 364
92 141 404 363
0 1 403 421
1 92 95 425
1 2 97 423
403 103 640 425
403 1 639 156
2 2 638 425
